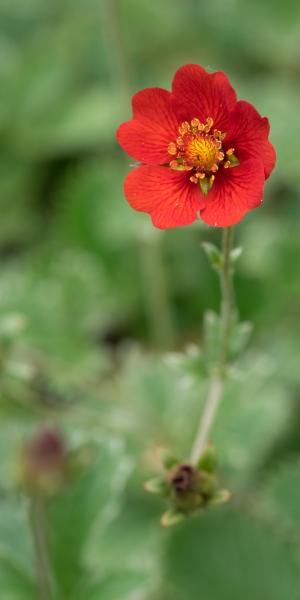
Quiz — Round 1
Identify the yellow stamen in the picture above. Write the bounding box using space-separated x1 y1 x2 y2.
167 117 238 193
205 117 214 132
168 142 177 156
170 160 179 169
178 121 190 135
191 118 201 128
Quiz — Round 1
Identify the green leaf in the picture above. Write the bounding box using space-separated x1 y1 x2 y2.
203 310 221 366
0 561 35 600
164 509 300 599
230 246 243 263
0 496 35 579
48 437 133 597
85 486 162 596
258 458 300 543
230 320 253 357
78 569 151 600
202 242 222 270
212 352 290 486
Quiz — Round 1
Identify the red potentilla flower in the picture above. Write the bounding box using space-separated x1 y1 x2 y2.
116 64 276 228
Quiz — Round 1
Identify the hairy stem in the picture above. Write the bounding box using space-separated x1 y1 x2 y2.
30 497 54 600
190 227 234 464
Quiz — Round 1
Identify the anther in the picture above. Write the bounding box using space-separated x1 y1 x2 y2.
170 160 179 169
191 118 201 128
205 117 214 131
178 121 190 135
168 143 177 156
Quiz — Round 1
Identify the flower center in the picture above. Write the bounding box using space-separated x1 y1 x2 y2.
185 134 220 171
167 117 239 194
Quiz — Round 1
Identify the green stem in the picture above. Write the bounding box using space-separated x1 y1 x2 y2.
190 227 234 464
30 497 54 600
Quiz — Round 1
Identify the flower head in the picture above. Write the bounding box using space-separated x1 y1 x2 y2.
144 444 230 527
116 64 276 228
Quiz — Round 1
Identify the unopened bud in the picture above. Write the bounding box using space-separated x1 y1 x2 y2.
19 427 68 496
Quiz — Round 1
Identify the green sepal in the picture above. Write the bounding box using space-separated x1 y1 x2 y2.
198 445 218 473
211 489 231 505
144 477 168 496
199 177 213 196
227 153 240 166
199 472 217 497
158 447 178 470
160 508 186 528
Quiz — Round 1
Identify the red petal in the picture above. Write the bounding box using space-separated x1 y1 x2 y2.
116 88 180 166
132 87 180 131
117 119 172 165
124 165 204 228
172 64 237 131
226 100 276 179
200 159 265 227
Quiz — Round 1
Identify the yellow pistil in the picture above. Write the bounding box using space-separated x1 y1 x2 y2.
185 136 219 170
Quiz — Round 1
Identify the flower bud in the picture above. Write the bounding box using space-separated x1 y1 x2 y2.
19 427 68 497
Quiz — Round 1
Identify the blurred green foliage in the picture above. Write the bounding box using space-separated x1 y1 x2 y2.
1 0 300 598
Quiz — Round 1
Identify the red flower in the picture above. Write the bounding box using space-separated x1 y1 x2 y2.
116 64 276 228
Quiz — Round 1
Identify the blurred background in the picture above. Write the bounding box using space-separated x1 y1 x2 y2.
1 0 300 598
